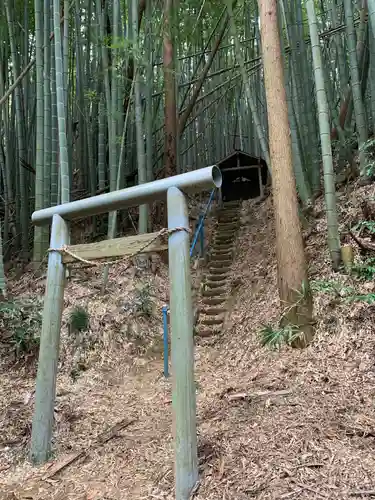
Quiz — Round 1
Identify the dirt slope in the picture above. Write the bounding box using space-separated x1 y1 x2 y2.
2 185 375 499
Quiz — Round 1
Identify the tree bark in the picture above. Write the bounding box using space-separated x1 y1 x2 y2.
343 0 368 175
306 0 341 270
331 0 368 141
122 0 146 119
164 0 177 178
259 0 314 347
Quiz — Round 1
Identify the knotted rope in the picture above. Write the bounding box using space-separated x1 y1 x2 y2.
48 226 191 267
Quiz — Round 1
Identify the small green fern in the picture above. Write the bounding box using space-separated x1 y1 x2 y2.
352 220 375 234
346 293 375 304
311 278 375 305
69 306 90 334
0 298 42 358
259 324 301 349
352 257 375 281
311 279 354 297
360 137 375 177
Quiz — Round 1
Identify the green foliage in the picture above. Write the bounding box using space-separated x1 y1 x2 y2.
68 306 90 334
0 298 43 358
352 220 375 234
311 278 375 305
311 279 355 297
84 89 98 103
352 257 375 280
359 137 375 177
346 293 375 304
134 283 153 317
259 323 301 349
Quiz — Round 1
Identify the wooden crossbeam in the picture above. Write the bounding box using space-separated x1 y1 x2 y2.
61 232 168 264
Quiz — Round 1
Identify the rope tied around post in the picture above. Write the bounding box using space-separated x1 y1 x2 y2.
47 226 192 267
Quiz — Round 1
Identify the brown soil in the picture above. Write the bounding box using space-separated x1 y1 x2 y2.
2 183 375 499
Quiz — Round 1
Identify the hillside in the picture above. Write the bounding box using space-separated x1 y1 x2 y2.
2 181 375 499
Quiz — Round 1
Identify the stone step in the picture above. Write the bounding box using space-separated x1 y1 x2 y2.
212 244 234 252
219 223 239 230
213 238 234 245
196 327 220 337
220 210 239 215
213 250 234 256
199 306 226 316
219 207 240 212
217 226 237 233
224 204 241 210
218 216 239 223
218 207 240 214
192 204 240 336
209 260 232 268
208 267 230 276
200 316 224 326
214 239 234 246
202 287 226 297
205 280 227 289
216 231 236 239
215 233 236 241
207 278 229 286
213 246 232 253
224 201 241 207
202 296 226 306
210 252 233 261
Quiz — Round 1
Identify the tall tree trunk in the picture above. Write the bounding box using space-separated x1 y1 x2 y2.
0 221 6 298
5 0 28 259
43 0 51 250
132 0 148 234
306 0 341 270
53 0 70 203
330 0 348 99
367 0 375 132
343 0 368 176
164 0 177 178
145 0 154 215
33 0 44 262
259 0 314 347
50 18 59 207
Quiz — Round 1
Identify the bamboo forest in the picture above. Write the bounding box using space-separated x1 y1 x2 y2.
3 0 375 498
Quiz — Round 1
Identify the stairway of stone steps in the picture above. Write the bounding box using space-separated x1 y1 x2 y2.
195 200 242 338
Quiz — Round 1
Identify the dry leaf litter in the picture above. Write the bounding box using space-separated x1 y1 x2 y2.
1 184 375 499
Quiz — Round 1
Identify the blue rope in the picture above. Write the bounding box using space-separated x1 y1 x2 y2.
190 188 215 257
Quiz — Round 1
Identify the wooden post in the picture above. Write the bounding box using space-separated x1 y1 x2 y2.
167 187 198 500
30 214 69 463
29 169 221 466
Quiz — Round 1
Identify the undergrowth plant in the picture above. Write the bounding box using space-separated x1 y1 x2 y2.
352 257 375 281
259 324 301 349
346 293 375 304
352 220 375 235
134 283 154 317
311 279 375 305
310 279 354 297
68 306 90 334
360 137 375 178
0 298 43 358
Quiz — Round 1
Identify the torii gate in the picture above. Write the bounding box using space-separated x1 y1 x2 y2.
30 166 222 500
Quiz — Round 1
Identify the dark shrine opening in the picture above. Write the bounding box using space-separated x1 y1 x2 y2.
217 150 268 203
